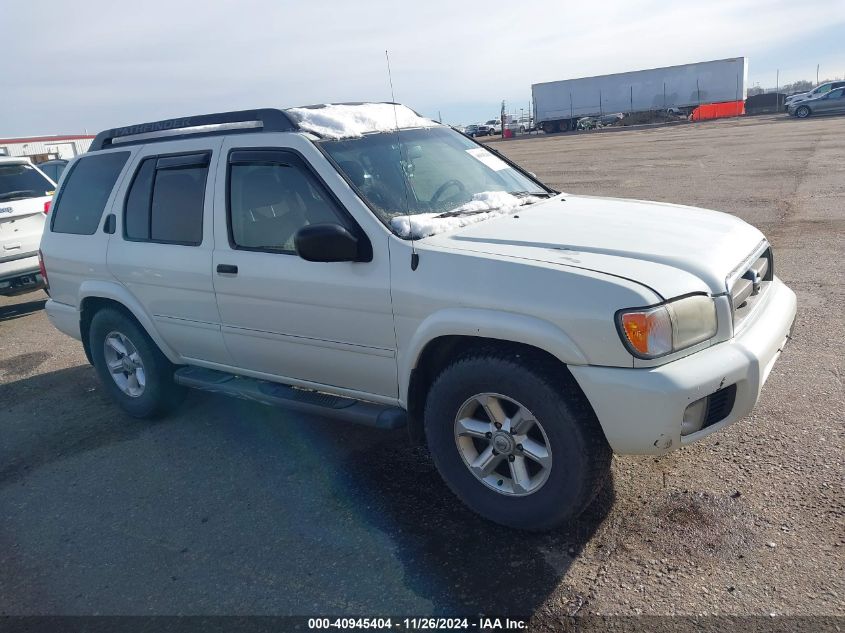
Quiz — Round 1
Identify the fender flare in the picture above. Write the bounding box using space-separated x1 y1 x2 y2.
78 280 182 364
399 307 588 405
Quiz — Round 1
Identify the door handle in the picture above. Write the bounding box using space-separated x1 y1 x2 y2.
216 264 238 275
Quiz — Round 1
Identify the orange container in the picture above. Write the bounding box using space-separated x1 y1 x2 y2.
690 100 745 121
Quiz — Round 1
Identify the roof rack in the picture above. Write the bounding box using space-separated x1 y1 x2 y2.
89 109 299 151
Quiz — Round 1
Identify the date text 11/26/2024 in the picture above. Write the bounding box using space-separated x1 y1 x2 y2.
307 617 527 630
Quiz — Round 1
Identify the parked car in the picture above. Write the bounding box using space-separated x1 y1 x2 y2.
505 116 532 133
41 103 795 531
784 81 845 110
484 119 502 134
463 124 481 137
787 86 845 119
0 157 54 295
37 159 69 183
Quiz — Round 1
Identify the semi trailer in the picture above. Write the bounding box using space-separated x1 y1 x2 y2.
533 57 748 133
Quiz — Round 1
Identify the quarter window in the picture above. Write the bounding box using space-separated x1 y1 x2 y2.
50 152 130 235
228 151 345 253
124 152 209 245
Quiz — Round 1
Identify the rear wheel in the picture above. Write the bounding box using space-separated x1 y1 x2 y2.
558 120 570 132
542 121 556 134
90 308 185 418
795 105 811 119
424 352 611 530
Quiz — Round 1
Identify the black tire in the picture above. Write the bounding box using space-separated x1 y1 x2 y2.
424 351 611 531
541 121 555 134
795 105 811 119
558 120 570 133
519 126 526 134
89 307 185 418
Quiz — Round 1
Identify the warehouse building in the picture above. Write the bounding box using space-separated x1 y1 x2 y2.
0 134 94 163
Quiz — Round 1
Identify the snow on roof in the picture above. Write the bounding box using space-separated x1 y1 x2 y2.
286 103 438 139
390 191 542 240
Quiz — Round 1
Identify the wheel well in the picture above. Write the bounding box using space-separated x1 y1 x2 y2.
406 336 592 445
79 297 138 365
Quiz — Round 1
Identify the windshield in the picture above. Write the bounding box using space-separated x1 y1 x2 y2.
0 163 55 201
320 127 549 238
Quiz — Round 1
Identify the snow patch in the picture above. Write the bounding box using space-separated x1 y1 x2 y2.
286 103 438 139
390 191 541 239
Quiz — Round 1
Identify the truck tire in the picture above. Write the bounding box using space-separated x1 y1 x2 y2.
542 121 556 134
558 120 570 132
424 352 611 530
89 307 185 419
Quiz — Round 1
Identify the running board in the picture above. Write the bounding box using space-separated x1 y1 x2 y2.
173 367 406 430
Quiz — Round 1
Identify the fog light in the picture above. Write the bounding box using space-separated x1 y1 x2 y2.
681 396 709 436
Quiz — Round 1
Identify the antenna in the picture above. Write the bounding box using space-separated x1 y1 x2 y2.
385 49 419 271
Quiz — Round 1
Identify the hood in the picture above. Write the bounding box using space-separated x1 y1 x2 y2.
422 194 766 299
785 92 809 102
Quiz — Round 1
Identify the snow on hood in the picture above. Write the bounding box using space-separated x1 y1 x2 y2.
390 191 541 239
286 103 438 139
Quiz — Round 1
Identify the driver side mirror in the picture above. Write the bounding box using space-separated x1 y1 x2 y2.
294 223 367 263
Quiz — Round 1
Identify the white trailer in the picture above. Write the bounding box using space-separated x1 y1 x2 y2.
532 57 748 133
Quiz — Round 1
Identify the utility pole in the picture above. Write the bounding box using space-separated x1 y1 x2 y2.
817 64 820 84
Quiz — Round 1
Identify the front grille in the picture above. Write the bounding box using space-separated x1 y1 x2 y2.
730 246 773 327
702 384 737 429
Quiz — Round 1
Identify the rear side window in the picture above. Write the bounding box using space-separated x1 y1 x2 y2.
124 152 209 245
50 152 130 235
0 162 55 201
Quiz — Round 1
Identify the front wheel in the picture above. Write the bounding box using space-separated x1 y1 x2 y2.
90 308 185 418
795 105 811 119
424 353 611 530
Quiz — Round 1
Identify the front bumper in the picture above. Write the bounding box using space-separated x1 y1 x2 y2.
570 277 797 455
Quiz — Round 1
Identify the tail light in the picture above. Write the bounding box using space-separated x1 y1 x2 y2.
38 249 49 290
43 200 52 214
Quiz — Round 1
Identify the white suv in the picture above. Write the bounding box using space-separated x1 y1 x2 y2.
41 104 796 530
0 157 54 295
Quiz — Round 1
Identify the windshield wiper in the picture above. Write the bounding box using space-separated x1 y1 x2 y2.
0 190 39 201
510 191 553 198
434 209 491 219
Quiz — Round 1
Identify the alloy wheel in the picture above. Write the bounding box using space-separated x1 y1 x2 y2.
453 392 552 496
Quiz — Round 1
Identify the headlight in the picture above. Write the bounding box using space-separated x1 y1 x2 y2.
616 295 718 359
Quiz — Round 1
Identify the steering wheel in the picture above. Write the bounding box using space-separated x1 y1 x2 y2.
430 179 466 207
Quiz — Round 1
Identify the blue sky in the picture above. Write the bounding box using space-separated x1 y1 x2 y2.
2 0 844 135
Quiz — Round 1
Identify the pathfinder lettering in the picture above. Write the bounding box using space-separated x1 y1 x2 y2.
113 118 192 137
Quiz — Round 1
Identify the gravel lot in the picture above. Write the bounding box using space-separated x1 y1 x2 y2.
1 115 843 628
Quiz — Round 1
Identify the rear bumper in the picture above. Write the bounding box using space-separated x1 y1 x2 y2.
45 299 81 341
0 256 45 295
570 277 797 455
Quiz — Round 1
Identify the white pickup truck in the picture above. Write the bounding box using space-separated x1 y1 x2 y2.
40 104 796 530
